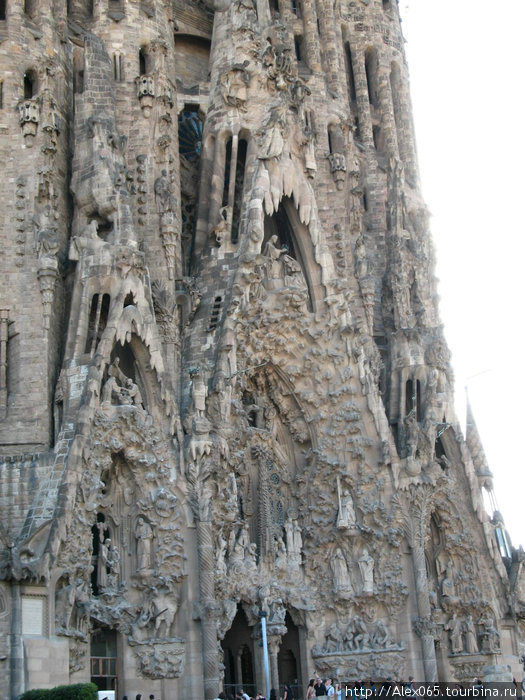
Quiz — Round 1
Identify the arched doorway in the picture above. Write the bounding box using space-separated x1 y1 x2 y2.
278 613 302 698
221 606 256 697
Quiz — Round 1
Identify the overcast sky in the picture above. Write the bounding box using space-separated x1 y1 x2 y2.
399 1 525 548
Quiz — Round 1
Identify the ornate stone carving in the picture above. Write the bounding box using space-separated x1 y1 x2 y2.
18 98 40 144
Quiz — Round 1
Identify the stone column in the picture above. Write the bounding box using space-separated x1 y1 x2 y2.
351 47 374 151
412 542 438 682
301 0 321 72
192 477 220 700
0 309 8 419
268 635 282 692
10 582 24 700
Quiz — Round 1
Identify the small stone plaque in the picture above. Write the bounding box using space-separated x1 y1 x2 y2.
22 597 44 636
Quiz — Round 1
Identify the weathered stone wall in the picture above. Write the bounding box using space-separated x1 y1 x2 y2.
0 1 522 699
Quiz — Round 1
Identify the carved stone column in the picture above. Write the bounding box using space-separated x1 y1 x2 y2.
267 635 282 693
396 487 438 682
412 541 438 681
190 472 220 700
0 309 8 419
10 582 24 700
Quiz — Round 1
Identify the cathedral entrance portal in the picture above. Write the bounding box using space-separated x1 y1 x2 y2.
90 627 118 693
221 606 256 697
278 613 302 698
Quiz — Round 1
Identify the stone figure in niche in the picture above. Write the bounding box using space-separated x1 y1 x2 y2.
216 534 227 576
404 411 419 459
154 170 177 216
101 359 144 409
445 613 463 654
97 537 110 590
189 367 208 418
478 614 500 653
331 547 353 595
337 487 357 530
55 578 78 632
358 548 374 594
354 233 367 279
275 534 287 568
258 106 286 159
212 206 229 247
36 207 59 262
262 235 306 291
441 566 456 600
464 614 479 654
135 516 153 571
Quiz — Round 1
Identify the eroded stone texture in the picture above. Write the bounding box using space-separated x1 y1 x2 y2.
0 1 523 699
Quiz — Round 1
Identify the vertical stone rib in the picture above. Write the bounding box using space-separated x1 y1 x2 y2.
196 514 220 700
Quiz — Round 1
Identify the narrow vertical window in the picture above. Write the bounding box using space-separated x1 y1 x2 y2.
344 42 356 103
0 0 6 20
365 48 379 109
294 36 303 63
222 138 232 208
24 70 37 99
0 82 3 110
24 0 36 18
231 139 247 244
139 47 147 76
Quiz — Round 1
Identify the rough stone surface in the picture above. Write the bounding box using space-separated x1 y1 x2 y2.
0 0 523 698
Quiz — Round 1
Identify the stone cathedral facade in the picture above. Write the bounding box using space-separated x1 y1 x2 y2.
0 0 524 698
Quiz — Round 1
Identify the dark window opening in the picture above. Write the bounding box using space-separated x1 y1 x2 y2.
0 0 6 20
222 137 232 208
24 0 36 18
344 42 357 103
382 0 391 9
269 0 279 16
85 293 111 354
208 296 223 333
405 379 421 419
373 124 383 152
365 48 379 109
0 82 3 109
139 47 147 76
327 129 333 154
291 0 299 15
294 37 302 63
362 190 368 212
231 138 247 244
123 293 134 307
23 70 37 99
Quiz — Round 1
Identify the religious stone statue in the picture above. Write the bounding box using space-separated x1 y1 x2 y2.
97 537 110 590
445 613 463 654
358 548 374 594
352 615 371 650
135 516 153 571
464 614 479 654
331 547 353 596
189 367 208 418
337 488 357 530
154 169 177 216
478 614 500 653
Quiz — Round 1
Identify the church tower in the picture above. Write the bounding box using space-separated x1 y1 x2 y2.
0 1 522 698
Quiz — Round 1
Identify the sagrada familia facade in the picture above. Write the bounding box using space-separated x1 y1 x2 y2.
0 0 523 698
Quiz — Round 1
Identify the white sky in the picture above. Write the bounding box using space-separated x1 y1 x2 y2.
400 1 525 548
